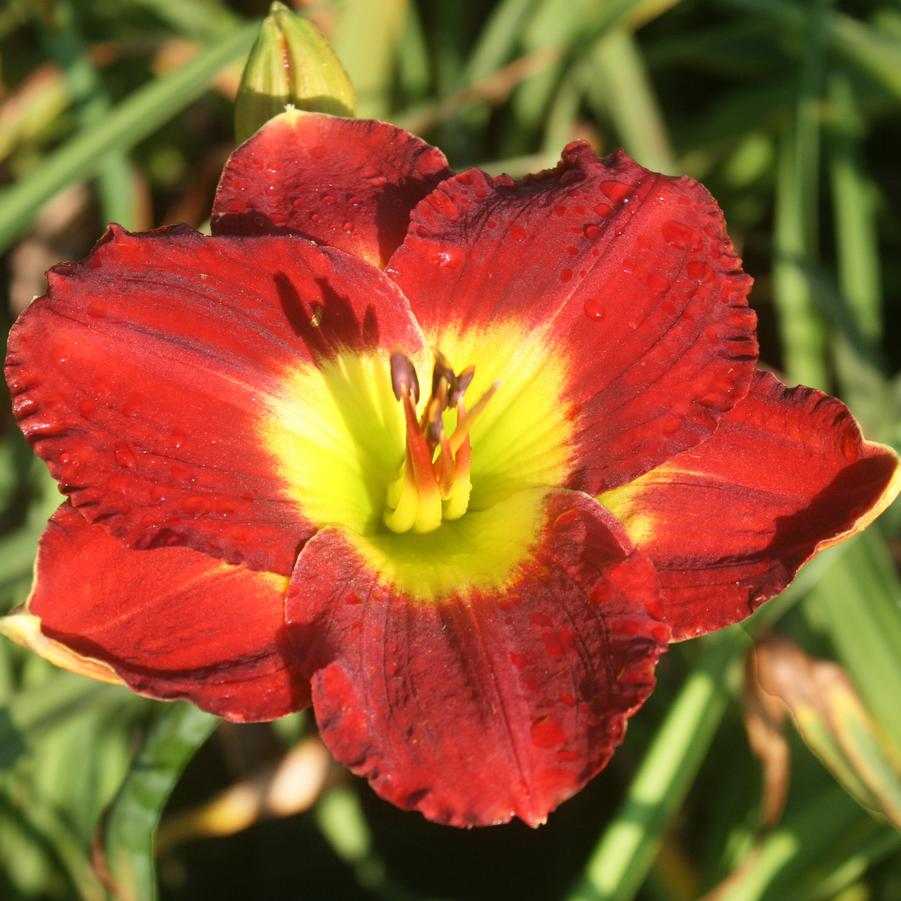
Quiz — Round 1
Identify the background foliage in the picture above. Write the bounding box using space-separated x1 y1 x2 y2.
1 1 899 899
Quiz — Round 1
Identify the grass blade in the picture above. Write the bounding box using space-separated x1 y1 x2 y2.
0 20 256 253
586 27 675 172
567 629 747 901
103 703 218 901
771 0 830 389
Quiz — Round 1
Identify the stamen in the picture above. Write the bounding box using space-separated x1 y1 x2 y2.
383 379 442 533
449 381 499 455
383 350 496 534
448 366 475 407
390 351 419 403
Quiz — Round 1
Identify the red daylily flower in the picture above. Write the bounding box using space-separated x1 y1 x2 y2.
4 111 899 828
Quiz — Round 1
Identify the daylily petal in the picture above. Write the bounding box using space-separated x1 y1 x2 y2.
387 144 758 492
0 608 124 685
6 225 425 574
285 489 669 827
212 110 452 267
27 504 307 721
601 370 901 640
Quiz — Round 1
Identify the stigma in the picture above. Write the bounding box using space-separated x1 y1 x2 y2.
384 350 496 534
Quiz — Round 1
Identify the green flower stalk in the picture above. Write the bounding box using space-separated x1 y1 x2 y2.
235 2 355 143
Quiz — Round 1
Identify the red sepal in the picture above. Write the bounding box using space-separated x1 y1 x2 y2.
387 145 759 492
29 505 308 721
605 371 900 640
6 225 424 575
212 111 452 267
285 490 669 827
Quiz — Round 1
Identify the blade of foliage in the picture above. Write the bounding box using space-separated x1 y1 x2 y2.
725 0 901 100
771 0 829 390
507 0 677 153
465 0 542 83
585 27 675 172
825 70 894 441
2 671 123 766
567 628 747 901
333 0 408 118
103 703 218 901
826 71 881 345
704 784 899 901
0 20 256 253
315 786 421 901
751 636 901 830
43 0 137 228
805 532 901 752
131 0 240 40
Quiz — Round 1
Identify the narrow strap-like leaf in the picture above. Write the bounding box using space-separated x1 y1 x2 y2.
102 703 218 901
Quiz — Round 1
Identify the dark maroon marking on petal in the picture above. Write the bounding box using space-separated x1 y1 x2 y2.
5 225 425 574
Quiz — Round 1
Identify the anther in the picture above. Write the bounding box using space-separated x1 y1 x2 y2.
390 351 419 403
383 349 496 534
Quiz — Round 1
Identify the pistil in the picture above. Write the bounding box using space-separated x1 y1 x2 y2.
384 350 495 534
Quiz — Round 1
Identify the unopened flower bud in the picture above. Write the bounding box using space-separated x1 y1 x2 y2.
235 2 355 143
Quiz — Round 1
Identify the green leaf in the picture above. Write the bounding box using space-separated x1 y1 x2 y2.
567 628 748 901
0 20 257 254
806 532 901 751
771 0 830 390
103 703 218 901
585 27 675 173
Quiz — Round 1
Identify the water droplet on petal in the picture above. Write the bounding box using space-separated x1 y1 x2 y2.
583 223 601 239
560 268 573 283
113 442 137 469
594 203 612 217
686 260 709 280
599 181 631 203
584 299 604 320
182 495 210 515
661 219 696 248
510 225 527 241
661 415 681 436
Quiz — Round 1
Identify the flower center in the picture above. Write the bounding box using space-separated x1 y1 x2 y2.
383 350 497 534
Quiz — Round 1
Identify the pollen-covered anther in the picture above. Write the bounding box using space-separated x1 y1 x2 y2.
383 350 495 533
